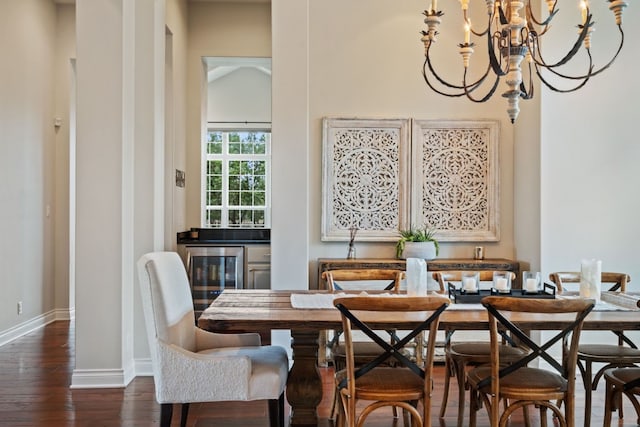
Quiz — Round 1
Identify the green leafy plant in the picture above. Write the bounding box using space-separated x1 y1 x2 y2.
395 225 440 258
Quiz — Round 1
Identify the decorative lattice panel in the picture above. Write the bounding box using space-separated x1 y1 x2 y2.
411 120 500 242
321 118 410 241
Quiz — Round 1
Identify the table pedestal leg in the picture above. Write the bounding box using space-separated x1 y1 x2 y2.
286 330 322 426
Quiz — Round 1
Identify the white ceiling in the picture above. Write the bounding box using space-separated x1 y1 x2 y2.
205 57 271 83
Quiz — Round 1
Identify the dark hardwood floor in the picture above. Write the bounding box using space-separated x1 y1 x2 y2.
0 320 636 426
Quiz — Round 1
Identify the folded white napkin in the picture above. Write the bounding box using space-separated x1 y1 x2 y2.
290 292 397 309
290 293 345 309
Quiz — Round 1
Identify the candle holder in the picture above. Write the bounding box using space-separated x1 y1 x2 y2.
493 271 512 293
523 271 541 293
461 271 480 294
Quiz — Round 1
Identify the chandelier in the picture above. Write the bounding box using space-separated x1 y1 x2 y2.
420 0 628 123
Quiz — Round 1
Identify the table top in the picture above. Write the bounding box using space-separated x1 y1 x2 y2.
198 289 640 333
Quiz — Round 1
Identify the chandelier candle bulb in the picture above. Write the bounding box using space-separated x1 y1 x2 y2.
581 1 588 24
464 21 471 44
431 0 437 13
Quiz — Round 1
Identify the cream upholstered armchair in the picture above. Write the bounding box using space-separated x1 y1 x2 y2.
137 252 289 427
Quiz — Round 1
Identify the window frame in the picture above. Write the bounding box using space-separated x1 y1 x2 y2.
201 126 272 228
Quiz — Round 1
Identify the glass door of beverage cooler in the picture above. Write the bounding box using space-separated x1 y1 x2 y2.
185 246 244 320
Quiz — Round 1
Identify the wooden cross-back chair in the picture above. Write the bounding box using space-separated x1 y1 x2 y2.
549 271 637 427
322 269 405 420
434 270 527 427
467 296 595 427
333 295 450 427
603 367 640 426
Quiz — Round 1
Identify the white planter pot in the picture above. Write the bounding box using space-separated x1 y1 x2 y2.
400 241 437 260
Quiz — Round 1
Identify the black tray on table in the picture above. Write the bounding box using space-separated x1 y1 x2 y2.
447 282 556 304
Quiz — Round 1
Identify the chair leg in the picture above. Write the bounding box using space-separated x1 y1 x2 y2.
539 405 547 427
330 386 339 420
583 360 593 427
268 393 285 427
603 380 615 427
180 403 189 427
439 355 453 418
160 403 173 427
469 387 478 427
522 404 530 427
455 359 467 427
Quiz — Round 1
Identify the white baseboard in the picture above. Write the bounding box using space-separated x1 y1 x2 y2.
0 309 70 347
70 360 152 389
135 357 154 376
70 368 128 389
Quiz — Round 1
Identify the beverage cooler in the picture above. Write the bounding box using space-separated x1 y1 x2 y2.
183 246 244 319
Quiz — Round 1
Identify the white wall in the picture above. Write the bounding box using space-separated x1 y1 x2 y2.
540 2 640 285
72 0 187 387
533 1 640 351
0 0 57 335
53 4 76 313
164 0 188 253
287 0 518 288
207 66 271 124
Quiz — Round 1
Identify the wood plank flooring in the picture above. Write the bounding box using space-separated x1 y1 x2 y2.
0 320 637 426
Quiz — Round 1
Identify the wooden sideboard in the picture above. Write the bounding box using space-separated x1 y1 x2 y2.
317 257 522 289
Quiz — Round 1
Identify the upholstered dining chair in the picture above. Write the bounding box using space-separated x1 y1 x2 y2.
322 269 405 420
603 367 640 426
550 271 637 427
467 296 594 427
137 252 289 427
333 295 450 427
434 270 527 427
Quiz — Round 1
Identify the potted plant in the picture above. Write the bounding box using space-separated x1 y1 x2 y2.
395 225 440 259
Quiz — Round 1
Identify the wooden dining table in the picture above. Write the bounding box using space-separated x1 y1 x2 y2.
197 289 640 427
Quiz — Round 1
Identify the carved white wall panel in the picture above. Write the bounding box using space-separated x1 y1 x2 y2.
411 120 500 242
321 118 410 241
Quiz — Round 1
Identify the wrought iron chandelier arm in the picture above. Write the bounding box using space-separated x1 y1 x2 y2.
526 1 558 28
532 25 623 82
578 25 625 79
463 9 491 37
462 68 502 103
489 31 508 77
421 65 468 98
422 59 486 98
534 61 592 93
520 60 535 100
422 51 493 96
520 62 535 99
529 17 591 70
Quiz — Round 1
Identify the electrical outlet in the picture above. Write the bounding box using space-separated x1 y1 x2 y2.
17 301 23 315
